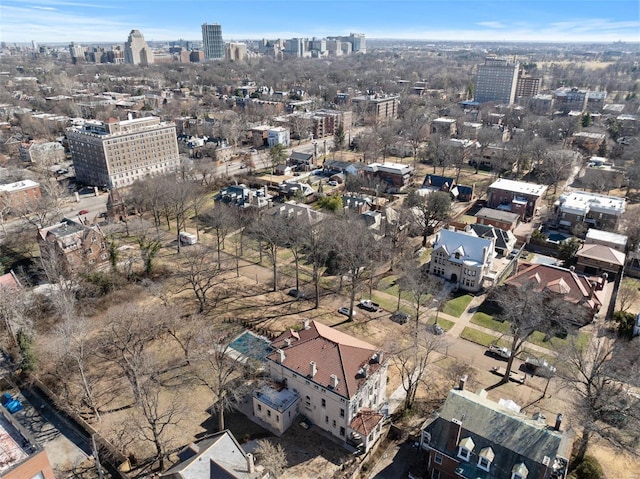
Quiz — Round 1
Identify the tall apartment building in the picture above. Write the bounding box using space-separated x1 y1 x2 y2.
124 29 153 66
225 42 247 61
66 116 179 188
554 87 589 114
352 94 400 123
515 75 540 98
202 23 224 60
475 58 520 105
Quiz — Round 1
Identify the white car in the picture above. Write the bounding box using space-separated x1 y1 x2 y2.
327 180 338 186
338 307 356 317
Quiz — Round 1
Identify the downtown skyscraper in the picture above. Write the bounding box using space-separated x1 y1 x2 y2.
202 23 224 60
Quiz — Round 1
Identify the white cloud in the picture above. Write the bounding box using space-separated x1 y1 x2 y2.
476 21 506 29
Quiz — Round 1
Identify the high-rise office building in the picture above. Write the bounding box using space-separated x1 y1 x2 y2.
202 23 224 60
124 29 154 66
474 57 520 105
67 116 179 188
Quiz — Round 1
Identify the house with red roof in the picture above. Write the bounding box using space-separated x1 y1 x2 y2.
575 243 626 278
504 263 602 326
252 319 388 453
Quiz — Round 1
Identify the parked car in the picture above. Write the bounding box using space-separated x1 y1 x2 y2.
488 344 512 359
327 180 338 186
78 209 89 215
524 356 557 377
358 299 380 312
56 168 68 175
338 306 356 317
287 289 306 299
432 324 445 335
390 311 410 325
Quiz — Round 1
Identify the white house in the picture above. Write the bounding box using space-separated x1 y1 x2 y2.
430 228 495 292
253 319 388 453
268 127 291 147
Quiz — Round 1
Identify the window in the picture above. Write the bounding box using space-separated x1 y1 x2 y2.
434 453 443 465
325 415 329 423
332 420 336 428
431 470 440 479
340 427 345 436
340 408 345 418
257 404 262 412
478 456 491 471
321 399 326 407
457 446 470 461
267 410 271 417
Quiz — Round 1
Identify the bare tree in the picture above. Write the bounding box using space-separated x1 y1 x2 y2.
390 321 444 411
255 439 288 479
175 245 224 313
406 190 452 247
202 203 237 268
616 280 639 313
0 285 30 349
492 280 579 384
165 178 197 254
302 219 332 308
558 334 640 465
127 379 183 470
188 323 254 432
249 213 287 292
330 217 380 321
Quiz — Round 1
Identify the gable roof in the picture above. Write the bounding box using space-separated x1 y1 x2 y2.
424 389 571 479
505 263 601 310
161 430 254 479
268 321 384 399
475 207 521 224
576 244 626 267
422 174 454 191
290 151 313 162
433 229 494 264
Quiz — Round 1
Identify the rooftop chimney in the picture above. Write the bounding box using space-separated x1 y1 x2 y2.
246 452 255 473
330 374 339 389
554 413 563 431
310 361 317 377
446 418 463 452
284 338 291 347
276 349 285 364
302 319 310 330
459 375 468 391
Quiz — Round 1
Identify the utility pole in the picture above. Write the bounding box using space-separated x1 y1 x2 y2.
92 434 104 479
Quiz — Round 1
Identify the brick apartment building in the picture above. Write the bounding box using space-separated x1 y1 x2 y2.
352 95 399 123
0 179 41 210
487 179 547 220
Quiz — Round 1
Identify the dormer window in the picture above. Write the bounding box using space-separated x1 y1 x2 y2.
455 252 461 259
457 437 474 462
478 447 494 471
512 462 529 479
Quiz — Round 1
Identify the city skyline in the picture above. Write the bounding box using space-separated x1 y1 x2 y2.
1 0 639 44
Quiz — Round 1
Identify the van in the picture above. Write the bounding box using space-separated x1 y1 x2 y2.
179 232 197 245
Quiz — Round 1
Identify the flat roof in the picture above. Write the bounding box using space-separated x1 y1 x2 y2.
0 179 40 192
0 415 29 473
488 178 547 197
586 228 628 246
557 191 626 215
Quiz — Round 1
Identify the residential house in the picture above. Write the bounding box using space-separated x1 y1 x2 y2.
504 263 602 325
553 191 625 232
616 114 640 137
466 224 517 257
289 151 314 169
363 162 414 193
419 386 571 479
216 184 273 210
430 228 495 293
275 163 293 176
585 229 627 252
249 125 271 147
267 201 325 224
278 182 315 200
323 160 365 176
0 180 41 211
38 218 109 273
431 118 457 136
254 319 388 453
571 132 606 154
575 244 626 278
0 404 56 479
421 174 475 202
580 157 625 191
487 179 547 220
0 270 21 291
474 207 520 232
18 140 65 165
460 122 483 139
268 127 291 147
161 429 265 479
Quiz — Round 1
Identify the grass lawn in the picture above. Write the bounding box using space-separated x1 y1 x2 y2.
371 293 408 314
443 294 473 317
427 316 455 331
527 330 590 352
419 247 433 263
377 275 416 302
471 312 511 334
460 327 509 348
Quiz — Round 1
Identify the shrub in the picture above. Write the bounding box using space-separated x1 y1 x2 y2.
613 310 636 339
574 455 604 479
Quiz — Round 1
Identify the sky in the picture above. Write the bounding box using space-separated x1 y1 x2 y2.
1 0 639 44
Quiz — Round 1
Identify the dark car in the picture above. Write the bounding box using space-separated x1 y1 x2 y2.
390 311 410 324
287 289 306 299
78 209 89 215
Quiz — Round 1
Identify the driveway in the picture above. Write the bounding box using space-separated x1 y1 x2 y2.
368 440 416 479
